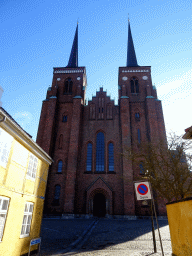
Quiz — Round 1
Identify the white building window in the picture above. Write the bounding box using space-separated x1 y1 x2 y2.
26 154 38 180
12 141 28 167
0 128 13 168
0 196 10 241
20 202 34 238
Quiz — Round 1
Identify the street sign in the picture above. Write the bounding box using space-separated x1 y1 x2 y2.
133 181 164 255
30 238 41 246
28 238 41 256
134 181 152 200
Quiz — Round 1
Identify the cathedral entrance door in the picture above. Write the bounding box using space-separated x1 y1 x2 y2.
93 193 106 217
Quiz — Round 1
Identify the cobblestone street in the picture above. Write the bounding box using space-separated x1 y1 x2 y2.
40 218 172 256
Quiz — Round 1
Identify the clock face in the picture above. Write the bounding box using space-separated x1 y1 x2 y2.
77 77 81 80
142 76 148 80
122 76 128 81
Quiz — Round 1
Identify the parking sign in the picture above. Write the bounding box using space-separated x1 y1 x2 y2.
134 181 152 200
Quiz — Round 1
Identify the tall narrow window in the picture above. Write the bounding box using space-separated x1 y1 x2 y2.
139 162 145 174
57 160 63 173
52 185 61 206
131 80 134 93
0 196 10 241
108 143 114 172
20 202 34 238
135 79 139 93
0 128 13 168
64 78 73 94
96 132 105 172
98 98 104 119
86 143 92 171
135 113 140 121
26 154 38 180
138 129 141 144
62 115 67 122
130 78 139 94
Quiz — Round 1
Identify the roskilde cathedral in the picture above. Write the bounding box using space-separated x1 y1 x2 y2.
36 22 167 217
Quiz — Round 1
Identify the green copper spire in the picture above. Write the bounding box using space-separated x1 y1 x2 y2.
127 20 138 67
66 23 78 68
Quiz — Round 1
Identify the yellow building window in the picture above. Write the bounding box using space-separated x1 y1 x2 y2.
20 202 34 238
0 128 13 168
12 141 28 167
26 154 38 180
0 196 10 241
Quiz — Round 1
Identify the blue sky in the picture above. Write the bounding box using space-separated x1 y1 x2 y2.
1 0 192 140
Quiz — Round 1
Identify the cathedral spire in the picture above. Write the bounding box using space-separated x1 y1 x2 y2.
127 20 138 67
66 23 78 68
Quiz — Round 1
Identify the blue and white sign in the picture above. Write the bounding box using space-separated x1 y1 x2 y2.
134 181 152 200
30 238 41 246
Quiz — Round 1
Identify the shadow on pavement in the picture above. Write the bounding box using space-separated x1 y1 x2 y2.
39 218 170 256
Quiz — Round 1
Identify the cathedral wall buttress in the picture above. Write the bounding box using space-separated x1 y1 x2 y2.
155 99 167 145
36 98 57 155
119 96 135 215
63 97 83 213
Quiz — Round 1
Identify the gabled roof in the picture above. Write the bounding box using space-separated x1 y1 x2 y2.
86 176 113 192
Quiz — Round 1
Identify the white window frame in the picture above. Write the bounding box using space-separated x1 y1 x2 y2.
26 154 38 180
0 196 10 241
20 202 34 238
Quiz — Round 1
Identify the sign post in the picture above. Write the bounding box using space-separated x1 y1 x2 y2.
134 181 164 256
28 237 41 256
150 197 157 253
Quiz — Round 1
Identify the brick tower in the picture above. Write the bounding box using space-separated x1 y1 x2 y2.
36 21 167 217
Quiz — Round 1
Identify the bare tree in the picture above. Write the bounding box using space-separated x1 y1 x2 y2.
128 133 192 203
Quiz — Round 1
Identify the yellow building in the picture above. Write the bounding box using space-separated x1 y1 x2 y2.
0 107 53 256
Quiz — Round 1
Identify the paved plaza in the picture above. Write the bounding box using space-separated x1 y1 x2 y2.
39 217 172 256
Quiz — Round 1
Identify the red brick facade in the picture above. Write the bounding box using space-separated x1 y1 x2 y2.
36 65 167 217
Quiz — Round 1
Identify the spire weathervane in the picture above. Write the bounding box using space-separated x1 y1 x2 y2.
66 23 78 68
127 19 138 67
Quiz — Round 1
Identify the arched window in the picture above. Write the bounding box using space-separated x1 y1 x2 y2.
139 162 145 174
108 143 114 172
64 78 73 94
58 134 63 149
96 132 105 172
135 112 140 121
52 185 61 206
57 160 63 173
130 78 139 94
86 143 92 171
62 115 67 122
138 129 141 144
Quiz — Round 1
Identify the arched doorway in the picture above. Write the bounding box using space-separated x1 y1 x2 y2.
93 193 106 217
